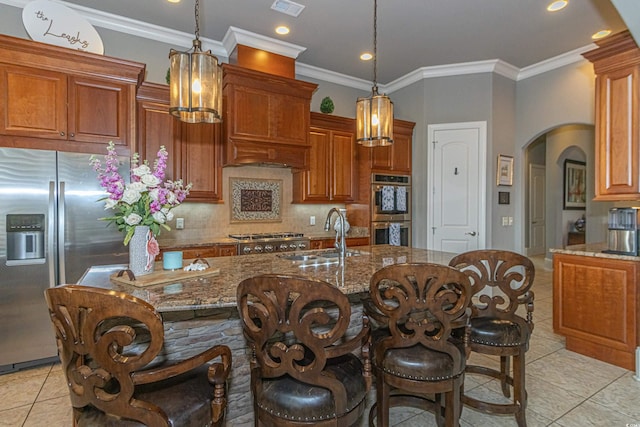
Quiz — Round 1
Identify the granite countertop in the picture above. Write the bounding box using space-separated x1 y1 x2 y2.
78 245 456 312
157 227 369 249
550 242 640 261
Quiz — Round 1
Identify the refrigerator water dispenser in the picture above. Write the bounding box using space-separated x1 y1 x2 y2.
6 214 45 264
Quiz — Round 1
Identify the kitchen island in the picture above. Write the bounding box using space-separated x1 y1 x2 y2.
551 243 640 376
78 245 457 426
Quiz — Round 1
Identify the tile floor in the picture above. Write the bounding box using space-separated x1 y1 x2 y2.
1 256 639 426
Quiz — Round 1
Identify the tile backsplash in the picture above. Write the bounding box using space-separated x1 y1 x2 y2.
161 165 350 242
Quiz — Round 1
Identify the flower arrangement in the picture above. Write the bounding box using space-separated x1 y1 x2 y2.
90 141 192 247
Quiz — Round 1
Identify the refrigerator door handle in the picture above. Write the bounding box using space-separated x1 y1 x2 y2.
48 181 56 288
58 181 66 285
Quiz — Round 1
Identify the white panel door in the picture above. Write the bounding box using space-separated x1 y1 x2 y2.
528 164 546 255
428 122 486 253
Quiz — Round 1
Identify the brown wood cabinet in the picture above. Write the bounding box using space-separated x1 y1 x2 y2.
0 34 144 154
567 231 585 246
221 64 317 169
359 119 414 174
583 31 640 200
309 237 370 250
158 244 238 260
553 252 639 370
136 82 222 203
292 113 357 203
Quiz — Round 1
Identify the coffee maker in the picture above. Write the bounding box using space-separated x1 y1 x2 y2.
605 207 640 255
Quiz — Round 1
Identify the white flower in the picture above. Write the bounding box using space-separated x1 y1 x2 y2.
132 164 152 177
163 209 174 221
124 213 142 225
141 173 160 187
104 199 118 209
128 182 147 192
166 191 177 204
149 188 160 201
121 188 142 205
152 211 166 224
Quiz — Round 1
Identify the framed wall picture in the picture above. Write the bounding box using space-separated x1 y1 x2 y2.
563 160 586 210
497 154 514 186
230 178 283 222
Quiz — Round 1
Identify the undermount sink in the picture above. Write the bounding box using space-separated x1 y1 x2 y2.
277 249 368 267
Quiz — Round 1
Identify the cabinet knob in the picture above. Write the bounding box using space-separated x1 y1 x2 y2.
60 132 65 136
69 133 75 138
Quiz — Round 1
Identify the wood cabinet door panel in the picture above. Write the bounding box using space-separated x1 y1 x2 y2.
217 245 237 256
69 77 129 147
332 131 356 201
229 87 271 139
553 254 637 353
595 67 640 197
0 65 67 139
137 100 177 181
273 95 309 144
179 122 221 202
302 128 331 201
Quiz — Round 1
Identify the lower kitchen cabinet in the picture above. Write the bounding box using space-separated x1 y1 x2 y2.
158 244 238 260
553 252 639 370
136 82 222 202
310 237 370 249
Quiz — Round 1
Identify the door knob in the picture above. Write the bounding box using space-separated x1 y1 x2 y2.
465 231 477 236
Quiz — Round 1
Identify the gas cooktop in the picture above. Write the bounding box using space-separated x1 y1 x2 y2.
228 232 309 255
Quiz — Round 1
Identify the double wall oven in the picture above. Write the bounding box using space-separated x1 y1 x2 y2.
371 174 411 246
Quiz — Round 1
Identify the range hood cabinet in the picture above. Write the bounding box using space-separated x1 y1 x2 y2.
222 64 317 170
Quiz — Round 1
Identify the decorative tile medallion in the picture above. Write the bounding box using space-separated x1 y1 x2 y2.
230 178 283 223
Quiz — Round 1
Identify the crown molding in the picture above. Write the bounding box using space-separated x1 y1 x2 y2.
516 44 595 80
295 62 372 91
0 0 594 90
222 26 306 59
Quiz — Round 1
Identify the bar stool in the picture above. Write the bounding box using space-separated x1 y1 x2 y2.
44 285 232 427
449 250 535 427
366 263 471 427
237 274 371 426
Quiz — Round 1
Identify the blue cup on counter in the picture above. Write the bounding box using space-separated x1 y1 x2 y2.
163 251 183 270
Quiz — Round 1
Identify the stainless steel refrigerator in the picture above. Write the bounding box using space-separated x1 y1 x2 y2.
0 147 129 372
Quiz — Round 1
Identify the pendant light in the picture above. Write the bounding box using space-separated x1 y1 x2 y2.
169 0 222 123
356 0 393 147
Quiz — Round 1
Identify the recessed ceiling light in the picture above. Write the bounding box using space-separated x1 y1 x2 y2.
167 0 180 3
592 30 611 40
547 0 568 12
275 26 290 35
360 53 373 61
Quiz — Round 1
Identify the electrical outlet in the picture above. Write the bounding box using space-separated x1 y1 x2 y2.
501 216 508 226
176 217 185 229
310 216 316 226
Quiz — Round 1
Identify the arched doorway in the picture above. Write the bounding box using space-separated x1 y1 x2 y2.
524 124 612 263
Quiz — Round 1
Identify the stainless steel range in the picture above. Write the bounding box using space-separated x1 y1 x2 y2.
229 232 310 255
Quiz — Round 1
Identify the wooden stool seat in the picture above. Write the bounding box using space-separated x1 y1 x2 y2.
449 250 535 427
366 263 471 427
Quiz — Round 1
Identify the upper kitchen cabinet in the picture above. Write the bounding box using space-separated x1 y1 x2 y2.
292 113 357 203
0 34 144 155
583 30 640 200
359 119 415 174
221 64 317 169
136 82 222 203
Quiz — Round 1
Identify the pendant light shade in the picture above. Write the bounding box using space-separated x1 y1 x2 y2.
356 0 393 146
356 89 393 147
169 0 222 124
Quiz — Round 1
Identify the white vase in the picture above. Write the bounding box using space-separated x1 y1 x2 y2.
129 225 155 276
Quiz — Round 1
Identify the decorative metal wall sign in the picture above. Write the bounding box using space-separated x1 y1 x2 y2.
230 178 283 222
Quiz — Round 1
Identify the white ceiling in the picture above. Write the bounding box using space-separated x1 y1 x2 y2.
9 0 631 85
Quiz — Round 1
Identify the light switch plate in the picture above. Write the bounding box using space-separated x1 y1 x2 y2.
176 218 185 229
